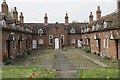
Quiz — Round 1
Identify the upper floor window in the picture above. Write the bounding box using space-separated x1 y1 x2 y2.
70 29 76 34
38 29 43 35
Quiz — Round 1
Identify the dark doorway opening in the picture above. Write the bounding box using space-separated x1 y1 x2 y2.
98 40 101 52
7 40 10 59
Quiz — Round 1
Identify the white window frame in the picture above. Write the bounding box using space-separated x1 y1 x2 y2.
20 41 22 49
86 39 89 46
70 29 76 34
38 29 43 35
104 21 107 28
13 40 16 49
49 35 53 45
103 38 109 48
4 41 7 52
39 39 43 44
96 40 99 47
2 20 6 27
61 35 64 45
92 25 95 31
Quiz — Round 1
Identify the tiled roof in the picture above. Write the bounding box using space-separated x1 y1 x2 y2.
24 23 88 34
86 12 119 33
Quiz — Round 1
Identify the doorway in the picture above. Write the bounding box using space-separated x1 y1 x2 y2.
55 38 59 49
7 41 10 59
32 40 37 49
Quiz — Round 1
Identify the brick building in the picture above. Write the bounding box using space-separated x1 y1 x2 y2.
81 1 120 59
0 0 120 64
0 0 33 63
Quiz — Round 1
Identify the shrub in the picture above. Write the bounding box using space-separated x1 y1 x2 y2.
83 47 91 53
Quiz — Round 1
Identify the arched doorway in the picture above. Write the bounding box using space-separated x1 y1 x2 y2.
55 38 59 49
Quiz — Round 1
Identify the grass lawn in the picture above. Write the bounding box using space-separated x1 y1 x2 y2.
77 67 118 78
2 66 56 78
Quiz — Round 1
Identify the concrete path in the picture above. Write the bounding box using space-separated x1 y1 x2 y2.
54 50 76 78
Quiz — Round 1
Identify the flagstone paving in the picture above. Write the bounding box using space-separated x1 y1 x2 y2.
54 50 76 78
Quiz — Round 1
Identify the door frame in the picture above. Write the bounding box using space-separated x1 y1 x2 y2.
32 40 37 49
77 39 82 48
54 38 60 49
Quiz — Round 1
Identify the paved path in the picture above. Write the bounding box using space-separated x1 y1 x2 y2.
75 50 108 67
54 50 76 78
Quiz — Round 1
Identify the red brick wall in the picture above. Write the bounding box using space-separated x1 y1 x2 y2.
2 30 32 61
0 28 2 64
47 26 68 49
90 31 117 59
68 34 81 47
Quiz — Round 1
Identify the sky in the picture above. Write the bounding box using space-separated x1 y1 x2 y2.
0 0 117 23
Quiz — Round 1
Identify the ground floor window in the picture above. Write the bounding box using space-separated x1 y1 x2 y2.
61 35 64 45
71 38 75 44
39 39 43 44
49 35 53 45
20 41 22 49
4 41 7 52
13 40 16 49
95 40 99 47
104 38 109 48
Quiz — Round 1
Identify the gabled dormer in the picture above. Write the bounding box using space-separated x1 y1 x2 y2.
70 27 76 34
103 21 108 28
92 24 95 31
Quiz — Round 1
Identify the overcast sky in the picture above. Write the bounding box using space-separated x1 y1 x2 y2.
0 0 117 23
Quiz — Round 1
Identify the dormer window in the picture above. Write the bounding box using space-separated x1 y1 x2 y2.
87 27 90 32
38 29 43 35
12 23 16 29
92 25 95 31
104 21 107 28
2 20 6 27
70 29 76 34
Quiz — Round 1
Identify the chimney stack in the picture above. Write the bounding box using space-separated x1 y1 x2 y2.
65 13 69 25
96 6 101 19
89 12 93 23
44 13 48 24
1 0 8 15
13 7 18 22
19 12 24 23
117 0 120 28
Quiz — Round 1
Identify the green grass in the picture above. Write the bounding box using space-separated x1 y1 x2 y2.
2 66 56 78
77 67 118 78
